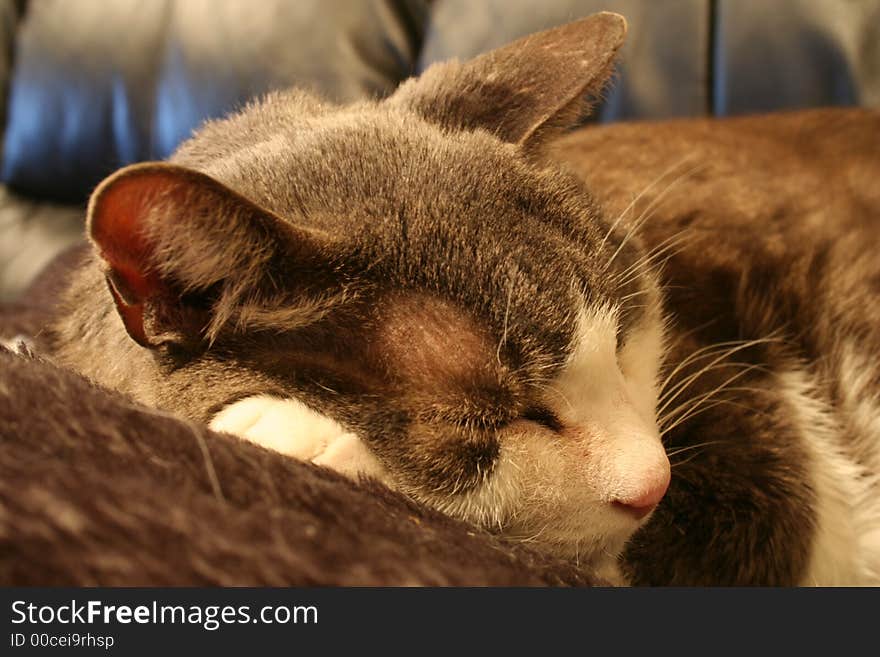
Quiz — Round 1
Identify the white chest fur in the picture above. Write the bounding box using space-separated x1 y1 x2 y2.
777 366 880 585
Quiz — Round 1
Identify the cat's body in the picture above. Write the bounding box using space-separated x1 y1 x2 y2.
556 109 880 584
42 14 880 585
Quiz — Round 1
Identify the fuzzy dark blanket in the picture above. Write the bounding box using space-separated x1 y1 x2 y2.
0 249 600 586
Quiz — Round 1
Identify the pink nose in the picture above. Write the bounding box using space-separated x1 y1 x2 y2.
612 464 670 520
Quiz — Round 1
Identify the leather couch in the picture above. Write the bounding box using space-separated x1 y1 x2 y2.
1 0 878 299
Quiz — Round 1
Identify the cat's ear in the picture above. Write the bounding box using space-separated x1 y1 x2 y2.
390 12 626 152
87 162 325 349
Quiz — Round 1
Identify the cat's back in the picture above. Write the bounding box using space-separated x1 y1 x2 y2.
554 107 880 235
554 107 880 344
554 108 880 348
553 106 880 387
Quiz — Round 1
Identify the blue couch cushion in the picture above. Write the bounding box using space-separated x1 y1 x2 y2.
422 0 880 121
1 0 426 202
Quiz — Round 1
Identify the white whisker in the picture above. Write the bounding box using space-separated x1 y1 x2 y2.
604 162 707 272
658 355 766 420
496 275 514 365
613 229 695 288
665 440 727 458
658 336 780 404
596 156 699 254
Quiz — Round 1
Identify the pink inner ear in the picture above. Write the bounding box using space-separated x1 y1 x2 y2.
88 169 178 347
90 172 168 300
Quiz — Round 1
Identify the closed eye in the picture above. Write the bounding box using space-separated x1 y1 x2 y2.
522 406 563 433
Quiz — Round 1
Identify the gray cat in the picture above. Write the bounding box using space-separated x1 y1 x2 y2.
45 13 880 585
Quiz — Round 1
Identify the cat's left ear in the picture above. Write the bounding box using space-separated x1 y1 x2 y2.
87 162 330 349
389 12 626 153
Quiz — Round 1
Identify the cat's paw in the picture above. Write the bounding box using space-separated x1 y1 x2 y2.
209 394 389 483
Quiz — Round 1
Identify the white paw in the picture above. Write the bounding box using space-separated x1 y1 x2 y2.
209 394 388 482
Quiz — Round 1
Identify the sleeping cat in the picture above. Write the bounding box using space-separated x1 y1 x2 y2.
44 12 880 585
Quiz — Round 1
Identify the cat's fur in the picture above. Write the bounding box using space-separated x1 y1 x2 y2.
42 13 880 585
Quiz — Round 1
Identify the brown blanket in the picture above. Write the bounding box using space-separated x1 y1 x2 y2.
0 251 600 586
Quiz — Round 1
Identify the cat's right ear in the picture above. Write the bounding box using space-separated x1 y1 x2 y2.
87 163 328 349
390 12 626 153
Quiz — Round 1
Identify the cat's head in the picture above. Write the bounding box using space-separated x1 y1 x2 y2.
86 13 669 569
